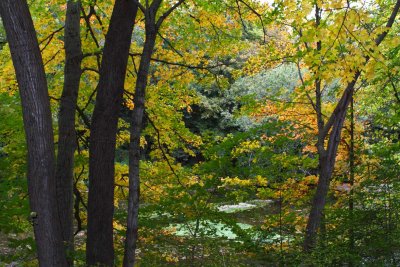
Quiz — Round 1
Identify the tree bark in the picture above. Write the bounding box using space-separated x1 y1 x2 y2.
303 152 334 251
123 2 185 264
303 78 357 251
348 96 355 266
55 1 82 264
0 0 68 265
123 7 158 267
86 0 138 265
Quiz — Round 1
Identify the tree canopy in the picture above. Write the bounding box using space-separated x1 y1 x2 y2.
0 0 400 266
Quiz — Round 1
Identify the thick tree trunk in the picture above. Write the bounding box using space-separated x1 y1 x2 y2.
123 12 158 267
0 0 68 266
55 1 82 264
86 0 138 265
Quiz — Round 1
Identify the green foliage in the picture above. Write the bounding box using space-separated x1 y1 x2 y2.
1 0 400 265
0 93 34 263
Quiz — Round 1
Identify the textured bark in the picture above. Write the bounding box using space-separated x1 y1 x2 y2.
86 0 138 265
0 0 68 266
55 1 82 264
123 11 158 267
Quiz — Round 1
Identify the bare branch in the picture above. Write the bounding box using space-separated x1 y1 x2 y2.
82 50 103 58
390 78 400 104
146 112 186 188
296 61 317 113
320 71 360 139
39 26 64 52
375 0 400 46
82 67 100 74
237 0 267 43
156 0 185 29
81 6 100 48
129 52 233 70
157 32 183 57
132 0 146 13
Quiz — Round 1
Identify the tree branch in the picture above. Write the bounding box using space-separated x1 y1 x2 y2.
132 0 146 13
156 0 185 29
375 0 400 46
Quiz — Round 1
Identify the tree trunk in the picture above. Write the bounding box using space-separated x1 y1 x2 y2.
304 99 353 251
86 0 138 265
123 11 158 267
348 96 355 266
303 153 333 251
0 0 68 265
55 1 82 264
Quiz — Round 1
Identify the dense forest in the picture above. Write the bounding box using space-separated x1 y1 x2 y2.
0 0 400 266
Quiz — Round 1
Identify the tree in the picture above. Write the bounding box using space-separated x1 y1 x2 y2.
3 0 400 265
55 1 82 263
303 0 400 250
0 0 68 265
123 0 186 265
86 0 138 265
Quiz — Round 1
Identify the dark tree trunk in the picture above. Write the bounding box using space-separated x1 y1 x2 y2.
0 0 68 266
348 96 355 266
303 80 357 251
123 12 158 267
86 0 138 265
123 2 185 264
55 1 82 264
303 152 334 251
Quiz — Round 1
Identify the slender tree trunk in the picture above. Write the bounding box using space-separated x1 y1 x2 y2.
303 0 400 252
55 1 82 264
303 152 333 251
123 1 188 263
123 10 158 267
86 0 138 265
304 3 398 242
0 0 68 265
348 96 355 266
305 93 354 251
123 2 185 264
